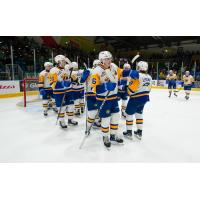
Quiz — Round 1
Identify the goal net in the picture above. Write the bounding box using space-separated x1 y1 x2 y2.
17 78 41 107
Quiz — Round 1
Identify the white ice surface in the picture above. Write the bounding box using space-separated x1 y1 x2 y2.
0 89 200 162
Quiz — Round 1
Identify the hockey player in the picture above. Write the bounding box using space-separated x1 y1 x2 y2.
182 71 194 100
166 70 178 97
77 68 85 114
71 62 83 116
118 63 131 118
38 62 57 116
173 70 180 93
123 61 152 140
93 59 101 69
49 55 72 128
64 64 78 125
91 51 123 149
80 59 101 131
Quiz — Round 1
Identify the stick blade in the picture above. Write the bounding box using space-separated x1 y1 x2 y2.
131 54 140 64
83 62 88 69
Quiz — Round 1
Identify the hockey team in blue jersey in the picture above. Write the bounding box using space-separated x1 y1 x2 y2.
38 51 153 149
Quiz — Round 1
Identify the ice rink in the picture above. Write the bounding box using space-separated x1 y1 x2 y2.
0 89 200 162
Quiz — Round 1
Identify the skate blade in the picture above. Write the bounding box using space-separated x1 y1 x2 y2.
68 123 78 126
134 135 142 140
110 141 124 145
104 146 111 151
124 135 133 140
59 124 68 129
60 127 68 129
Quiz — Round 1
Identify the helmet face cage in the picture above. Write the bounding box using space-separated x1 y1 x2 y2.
54 55 66 67
137 61 148 72
44 62 53 70
59 60 66 68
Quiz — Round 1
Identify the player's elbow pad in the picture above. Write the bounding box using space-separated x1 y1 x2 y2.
96 83 107 94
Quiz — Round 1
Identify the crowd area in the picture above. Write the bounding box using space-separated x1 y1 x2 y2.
0 36 200 80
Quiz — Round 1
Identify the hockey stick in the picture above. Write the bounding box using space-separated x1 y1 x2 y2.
79 91 110 149
83 62 89 137
131 54 140 64
125 54 141 84
83 62 88 69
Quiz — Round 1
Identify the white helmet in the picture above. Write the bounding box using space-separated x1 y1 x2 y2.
137 61 148 71
123 63 131 70
185 71 190 76
93 59 101 66
169 70 173 74
71 62 78 71
65 64 70 70
44 62 53 68
54 55 66 64
98 51 112 61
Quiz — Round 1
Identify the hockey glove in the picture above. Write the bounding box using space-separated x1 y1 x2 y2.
80 69 90 83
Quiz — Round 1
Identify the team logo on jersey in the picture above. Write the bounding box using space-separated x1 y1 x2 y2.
143 78 151 82
101 72 106 77
106 110 110 114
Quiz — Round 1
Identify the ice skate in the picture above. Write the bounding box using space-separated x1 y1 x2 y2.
53 107 58 113
123 130 133 140
68 119 78 126
110 134 124 145
103 136 111 150
43 110 48 116
93 122 101 129
134 129 142 140
59 121 68 129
